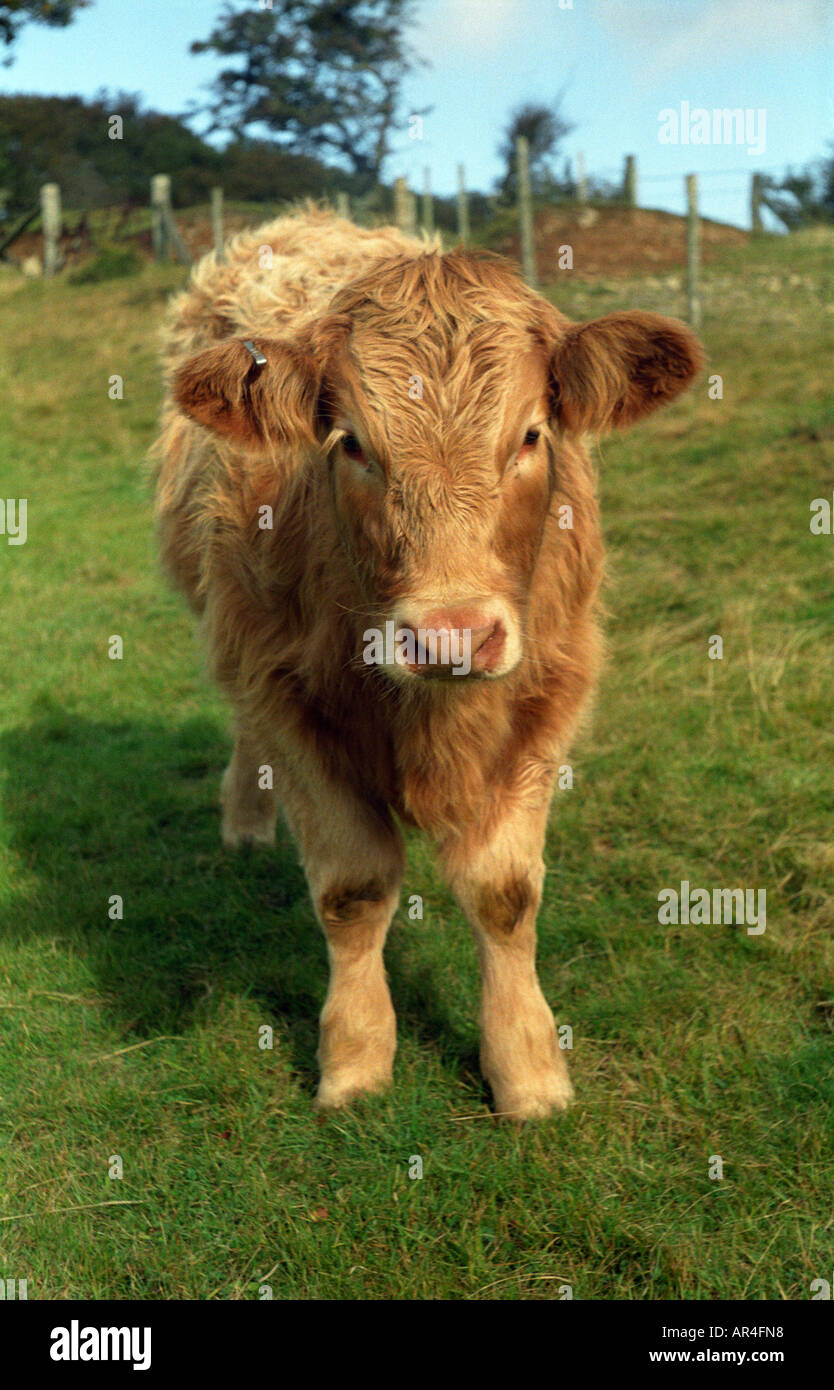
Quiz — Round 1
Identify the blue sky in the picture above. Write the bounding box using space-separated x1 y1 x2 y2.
4 0 832 228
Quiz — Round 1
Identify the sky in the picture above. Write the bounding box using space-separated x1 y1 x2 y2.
3 0 833 229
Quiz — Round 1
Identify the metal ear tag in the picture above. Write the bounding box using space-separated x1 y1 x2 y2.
242 339 268 368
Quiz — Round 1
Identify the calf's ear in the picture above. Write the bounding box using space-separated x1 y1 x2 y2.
550 311 704 434
173 337 321 449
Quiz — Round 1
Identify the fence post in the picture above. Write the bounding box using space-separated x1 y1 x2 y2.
164 209 192 267
152 175 191 266
151 174 171 261
686 173 702 330
211 186 224 258
394 176 409 232
516 136 537 290
624 154 637 208
750 173 764 233
336 191 350 220
457 164 470 245
576 151 587 206
422 166 434 237
40 183 61 277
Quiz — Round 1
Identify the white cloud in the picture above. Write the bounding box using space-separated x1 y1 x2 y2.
592 0 829 75
417 0 530 57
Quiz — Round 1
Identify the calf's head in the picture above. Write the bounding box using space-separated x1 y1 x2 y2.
174 251 703 682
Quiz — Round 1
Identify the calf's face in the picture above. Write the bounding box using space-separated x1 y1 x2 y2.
323 329 554 681
174 253 703 683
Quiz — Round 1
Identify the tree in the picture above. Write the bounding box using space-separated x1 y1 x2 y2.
0 1 90 53
496 99 575 202
0 92 219 213
761 150 834 229
0 90 374 219
190 0 426 184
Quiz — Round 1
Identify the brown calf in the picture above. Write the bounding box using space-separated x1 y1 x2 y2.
154 209 702 1118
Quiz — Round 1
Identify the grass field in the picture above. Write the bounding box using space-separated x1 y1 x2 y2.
0 228 832 1300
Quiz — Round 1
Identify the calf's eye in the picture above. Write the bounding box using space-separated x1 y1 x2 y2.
342 433 365 461
522 429 541 448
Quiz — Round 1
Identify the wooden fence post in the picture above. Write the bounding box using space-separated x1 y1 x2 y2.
624 154 637 207
163 207 192 266
151 175 191 266
211 186 224 258
394 176 409 232
750 173 764 233
336 191 350 220
40 183 62 277
422 167 434 237
686 173 702 330
151 174 171 261
457 164 470 245
576 151 587 206
516 136 537 290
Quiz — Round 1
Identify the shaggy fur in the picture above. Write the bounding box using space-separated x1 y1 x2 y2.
153 207 703 1117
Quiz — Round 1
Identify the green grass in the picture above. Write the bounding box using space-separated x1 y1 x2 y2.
0 232 832 1301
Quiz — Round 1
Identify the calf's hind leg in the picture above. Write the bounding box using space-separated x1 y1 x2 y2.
221 727 278 848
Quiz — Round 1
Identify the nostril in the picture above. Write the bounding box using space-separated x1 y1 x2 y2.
469 621 499 656
471 620 506 671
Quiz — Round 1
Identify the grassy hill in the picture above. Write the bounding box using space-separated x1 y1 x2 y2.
0 229 832 1299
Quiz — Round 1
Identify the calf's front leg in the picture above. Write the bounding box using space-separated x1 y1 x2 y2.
269 753 404 1109
441 794 572 1120
313 866 401 1110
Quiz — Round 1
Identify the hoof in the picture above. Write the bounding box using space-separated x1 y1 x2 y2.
491 1072 575 1121
315 1070 392 1111
221 818 276 849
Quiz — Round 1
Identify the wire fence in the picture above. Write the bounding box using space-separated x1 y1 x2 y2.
0 151 807 330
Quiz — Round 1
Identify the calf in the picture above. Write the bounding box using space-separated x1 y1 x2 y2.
154 209 702 1118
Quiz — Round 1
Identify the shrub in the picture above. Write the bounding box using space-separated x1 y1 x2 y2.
69 244 143 284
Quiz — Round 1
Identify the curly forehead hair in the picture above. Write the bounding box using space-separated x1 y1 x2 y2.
321 249 558 447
